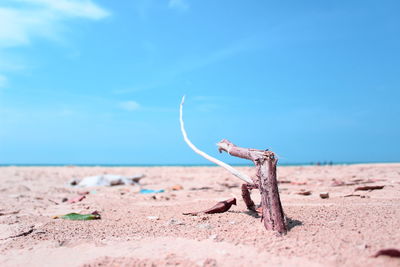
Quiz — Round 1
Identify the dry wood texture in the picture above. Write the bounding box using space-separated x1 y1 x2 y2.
217 139 287 234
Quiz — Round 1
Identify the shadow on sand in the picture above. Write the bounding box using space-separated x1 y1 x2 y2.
228 211 302 231
286 217 303 231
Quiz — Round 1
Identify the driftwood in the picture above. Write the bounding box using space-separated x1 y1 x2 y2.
217 139 287 234
179 96 287 234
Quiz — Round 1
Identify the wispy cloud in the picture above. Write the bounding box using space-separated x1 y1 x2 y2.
114 38 256 94
168 0 189 12
119 101 141 111
0 0 110 48
17 0 110 19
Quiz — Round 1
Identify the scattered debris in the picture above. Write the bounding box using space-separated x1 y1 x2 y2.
165 218 185 226
350 178 364 183
70 174 145 187
47 199 59 205
296 190 312 196
343 194 367 198
332 178 385 187
189 186 212 191
68 195 86 204
140 189 165 194
319 192 329 199
291 181 307 185
53 211 101 220
0 210 20 216
331 180 345 186
355 185 384 191
331 180 357 186
171 185 183 191
351 178 386 184
0 225 35 240
219 182 239 188
373 248 400 258
183 198 236 216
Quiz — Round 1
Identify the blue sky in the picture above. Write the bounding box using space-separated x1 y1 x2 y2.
0 0 399 165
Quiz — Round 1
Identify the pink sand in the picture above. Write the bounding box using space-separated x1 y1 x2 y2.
0 164 399 266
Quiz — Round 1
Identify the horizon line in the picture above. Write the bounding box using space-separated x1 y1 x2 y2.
1 161 399 167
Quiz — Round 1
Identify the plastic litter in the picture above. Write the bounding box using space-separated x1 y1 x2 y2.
70 174 145 187
53 211 101 220
139 189 165 194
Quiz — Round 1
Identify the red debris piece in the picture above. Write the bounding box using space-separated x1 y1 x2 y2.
296 190 311 196
291 181 307 185
373 248 400 258
183 198 237 215
68 195 86 204
355 185 384 191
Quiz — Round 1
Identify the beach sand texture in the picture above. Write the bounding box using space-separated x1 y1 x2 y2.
0 164 399 266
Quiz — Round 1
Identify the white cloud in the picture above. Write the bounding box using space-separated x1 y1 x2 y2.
0 74 7 87
119 101 141 111
168 0 189 12
16 0 110 19
0 0 110 48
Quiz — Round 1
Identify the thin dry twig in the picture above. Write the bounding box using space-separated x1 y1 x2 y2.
0 210 20 216
355 185 384 191
0 226 35 240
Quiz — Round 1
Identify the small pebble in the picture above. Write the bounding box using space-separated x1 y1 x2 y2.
297 190 311 196
319 192 329 199
171 185 183 191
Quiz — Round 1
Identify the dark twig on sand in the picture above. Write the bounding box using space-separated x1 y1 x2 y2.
0 210 20 216
355 185 384 191
0 226 35 240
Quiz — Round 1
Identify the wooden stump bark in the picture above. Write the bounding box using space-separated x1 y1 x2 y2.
217 139 287 234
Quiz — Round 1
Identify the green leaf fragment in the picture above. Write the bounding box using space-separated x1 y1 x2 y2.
59 213 101 220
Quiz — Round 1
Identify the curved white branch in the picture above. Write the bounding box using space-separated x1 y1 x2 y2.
179 96 254 185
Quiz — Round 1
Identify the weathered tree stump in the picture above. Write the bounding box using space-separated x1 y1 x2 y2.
217 139 287 234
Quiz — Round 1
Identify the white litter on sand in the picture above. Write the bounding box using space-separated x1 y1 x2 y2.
70 174 145 187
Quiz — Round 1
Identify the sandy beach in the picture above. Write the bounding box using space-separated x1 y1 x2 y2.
0 164 399 266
